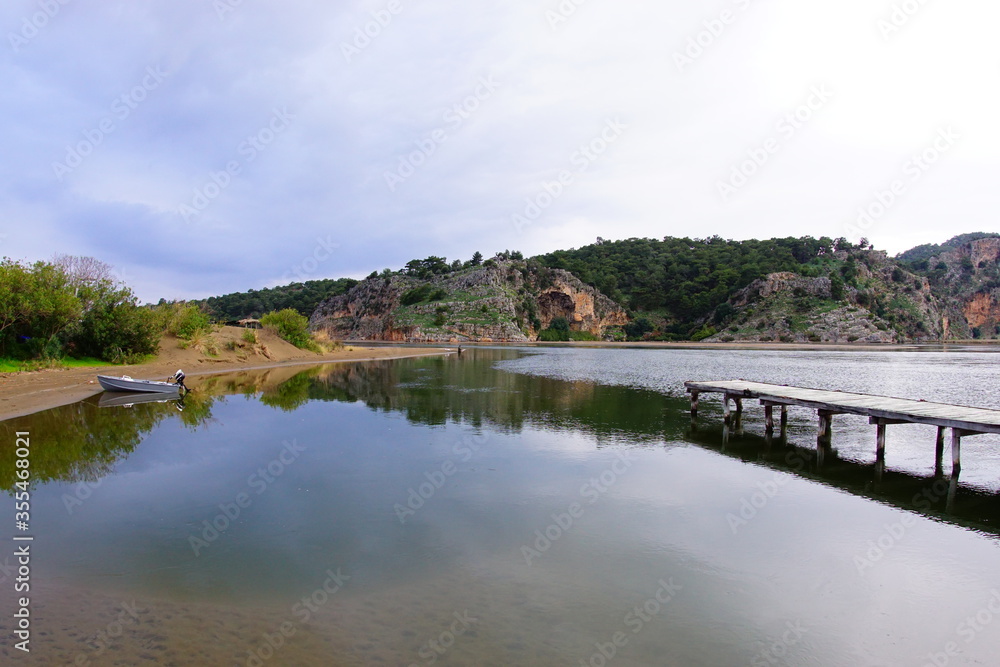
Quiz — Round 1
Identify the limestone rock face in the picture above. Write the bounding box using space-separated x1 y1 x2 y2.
922 236 1000 338
309 260 628 342
707 258 945 343
536 272 629 335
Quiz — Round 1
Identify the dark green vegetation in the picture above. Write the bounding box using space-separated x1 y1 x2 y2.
537 317 599 341
537 236 871 338
0 256 161 364
196 278 359 321
259 308 316 351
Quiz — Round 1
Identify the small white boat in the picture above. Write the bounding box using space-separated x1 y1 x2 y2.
97 369 187 394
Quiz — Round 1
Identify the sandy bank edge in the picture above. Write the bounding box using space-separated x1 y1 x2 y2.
0 347 452 422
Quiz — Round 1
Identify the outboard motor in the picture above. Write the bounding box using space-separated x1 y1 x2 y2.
173 369 187 392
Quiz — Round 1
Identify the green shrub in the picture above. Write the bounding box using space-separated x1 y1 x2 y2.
549 317 570 332
260 308 315 350
624 317 654 340
242 328 257 344
433 306 449 327
538 328 569 342
73 291 161 362
537 317 571 341
400 284 433 306
690 325 717 342
154 302 211 340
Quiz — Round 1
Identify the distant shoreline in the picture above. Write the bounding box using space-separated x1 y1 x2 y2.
347 339 1000 353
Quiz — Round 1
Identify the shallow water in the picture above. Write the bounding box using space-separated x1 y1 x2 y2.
1 348 1000 665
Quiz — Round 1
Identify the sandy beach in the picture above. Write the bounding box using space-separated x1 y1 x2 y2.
0 326 451 421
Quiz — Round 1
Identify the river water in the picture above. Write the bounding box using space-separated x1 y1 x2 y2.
1 346 999 666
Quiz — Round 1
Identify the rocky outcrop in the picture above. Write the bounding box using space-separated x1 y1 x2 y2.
536 271 629 334
706 253 946 343
963 293 1000 330
309 260 628 342
917 236 1000 339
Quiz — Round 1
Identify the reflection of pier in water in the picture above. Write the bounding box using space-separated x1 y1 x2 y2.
685 406 1000 537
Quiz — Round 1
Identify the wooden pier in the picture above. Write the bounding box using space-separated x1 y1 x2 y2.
684 380 1000 476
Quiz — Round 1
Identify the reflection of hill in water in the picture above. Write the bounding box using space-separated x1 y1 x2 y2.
4 349 999 536
0 391 215 493
298 349 672 441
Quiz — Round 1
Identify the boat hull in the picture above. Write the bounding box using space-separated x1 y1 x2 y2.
97 375 181 394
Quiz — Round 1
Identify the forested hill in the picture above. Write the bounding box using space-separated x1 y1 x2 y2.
194 278 358 321
198 232 1000 342
536 236 848 324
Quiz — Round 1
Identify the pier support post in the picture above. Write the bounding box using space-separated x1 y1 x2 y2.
764 405 774 434
875 422 887 482
935 426 946 477
689 391 700 422
817 410 835 441
722 394 731 424
951 428 962 475
734 397 743 416
780 406 788 439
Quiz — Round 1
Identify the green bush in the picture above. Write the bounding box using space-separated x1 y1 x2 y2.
549 317 570 332
433 306 449 327
242 328 257 344
538 317 571 341
72 288 161 363
400 284 433 306
537 328 569 342
830 274 845 300
0 259 81 359
690 325 717 342
153 302 211 340
624 317 654 340
260 308 314 350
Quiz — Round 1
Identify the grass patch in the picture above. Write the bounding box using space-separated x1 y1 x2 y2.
0 358 23 372
61 356 116 368
0 355 122 372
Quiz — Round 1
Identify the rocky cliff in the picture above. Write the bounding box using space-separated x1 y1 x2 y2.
914 236 1000 339
705 251 946 343
309 260 628 342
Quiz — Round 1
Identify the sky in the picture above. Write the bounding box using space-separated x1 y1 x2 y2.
2 0 999 303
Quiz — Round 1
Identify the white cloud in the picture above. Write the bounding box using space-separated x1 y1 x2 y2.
1 0 998 301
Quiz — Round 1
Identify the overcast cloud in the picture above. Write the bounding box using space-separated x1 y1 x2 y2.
2 0 998 302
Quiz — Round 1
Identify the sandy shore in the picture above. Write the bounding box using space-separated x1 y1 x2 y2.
0 327 451 421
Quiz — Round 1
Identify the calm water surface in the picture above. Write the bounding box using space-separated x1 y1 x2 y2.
1 347 999 666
